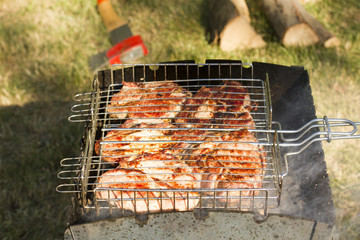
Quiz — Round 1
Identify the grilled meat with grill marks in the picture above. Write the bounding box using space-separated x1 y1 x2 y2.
95 80 265 211
106 82 144 119
188 129 265 198
175 80 254 129
94 123 176 164
124 152 201 211
96 168 166 213
123 153 195 176
107 81 191 123
96 166 200 213
166 129 209 157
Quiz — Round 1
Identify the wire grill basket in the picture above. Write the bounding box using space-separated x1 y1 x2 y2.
57 63 359 221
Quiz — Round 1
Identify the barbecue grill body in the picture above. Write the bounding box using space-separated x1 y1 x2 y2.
64 60 335 239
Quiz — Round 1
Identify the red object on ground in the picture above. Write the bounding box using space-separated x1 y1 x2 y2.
106 35 148 65
97 0 109 5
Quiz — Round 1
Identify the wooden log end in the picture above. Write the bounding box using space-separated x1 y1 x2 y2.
219 16 266 51
323 36 340 48
283 23 319 47
230 0 251 23
299 0 321 4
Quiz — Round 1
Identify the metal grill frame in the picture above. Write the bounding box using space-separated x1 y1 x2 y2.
58 63 287 221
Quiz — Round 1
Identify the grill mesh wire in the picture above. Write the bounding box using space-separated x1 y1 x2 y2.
58 63 283 219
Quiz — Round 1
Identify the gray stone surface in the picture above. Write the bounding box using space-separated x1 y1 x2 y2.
66 212 329 240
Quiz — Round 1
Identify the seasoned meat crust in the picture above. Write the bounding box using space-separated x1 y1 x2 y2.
188 130 265 198
95 80 265 212
107 81 191 123
96 166 200 213
175 80 255 129
94 122 175 163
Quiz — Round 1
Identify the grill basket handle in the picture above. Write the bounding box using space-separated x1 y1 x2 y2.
279 116 359 177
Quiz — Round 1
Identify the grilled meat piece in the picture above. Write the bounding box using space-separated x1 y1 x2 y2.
167 129 209 157
95 80 265 212
96 168 166 213
107 81 191 123
124 152 201 211
175 80 254 129
123 152 195 176
106 82 144 119
96 167 200 213
94 123 176 164
189 130 265 199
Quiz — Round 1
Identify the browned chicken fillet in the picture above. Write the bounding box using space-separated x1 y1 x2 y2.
106 82 144 119
96 166 200 213
123 152 195 176
96 168 167 213
95 80 266 212
175 80 254 129
94 123 176 164
107 81 191 123
188 130 265 199
125 152 201 211
166 129 209 157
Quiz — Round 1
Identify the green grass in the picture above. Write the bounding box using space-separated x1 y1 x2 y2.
0 0 359 239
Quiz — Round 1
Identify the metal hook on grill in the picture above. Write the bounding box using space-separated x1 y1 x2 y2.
68 114 91 123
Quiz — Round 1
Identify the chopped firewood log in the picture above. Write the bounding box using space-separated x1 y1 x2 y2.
262 0 339 48
299 0 321 4
208 0 266 51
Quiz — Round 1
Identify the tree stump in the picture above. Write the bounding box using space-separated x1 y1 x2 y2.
208 0 266 51
262 0 339 47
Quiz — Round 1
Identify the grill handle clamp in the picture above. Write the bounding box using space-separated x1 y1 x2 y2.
277 116 359 177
